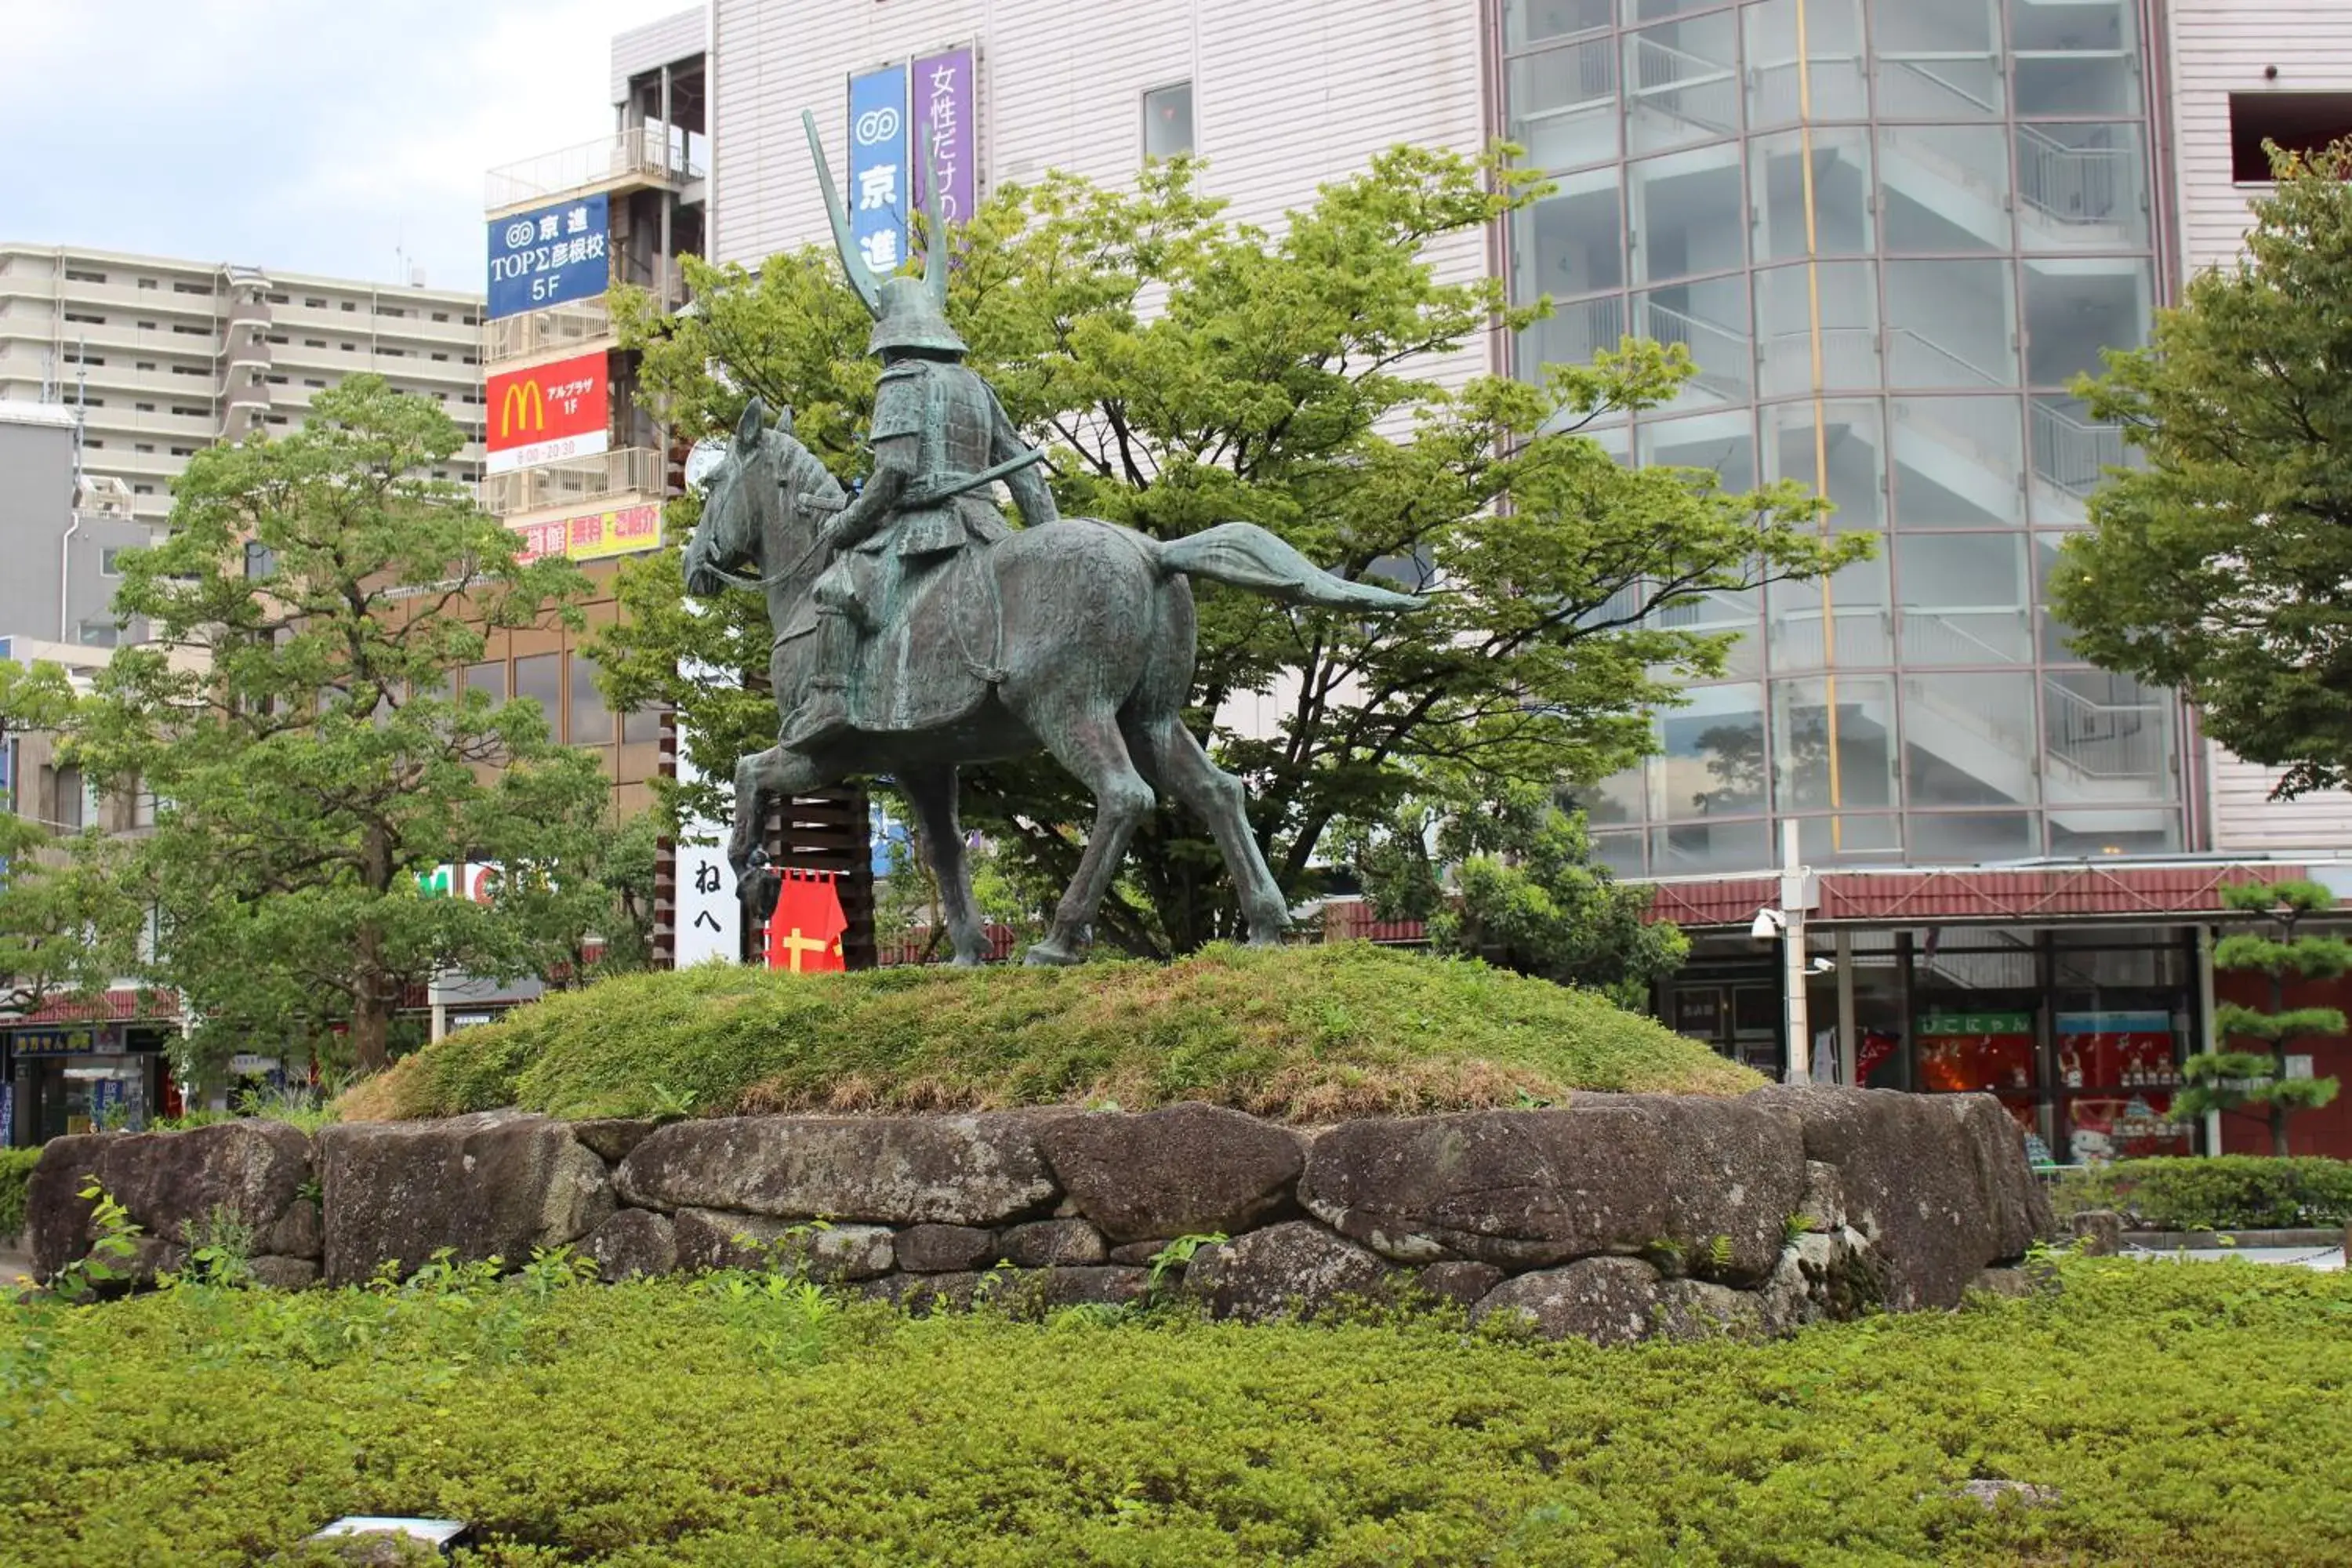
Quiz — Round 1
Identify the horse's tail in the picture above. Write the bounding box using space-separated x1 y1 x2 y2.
1149 522 1426 613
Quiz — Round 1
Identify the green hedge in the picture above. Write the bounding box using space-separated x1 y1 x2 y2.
2052 1155 2352 1231
0 1146 39 1240
3 1260 2352 1563
343 941 1759 1123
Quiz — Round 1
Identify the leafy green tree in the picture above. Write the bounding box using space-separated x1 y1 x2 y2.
71 378 618 1073
1352 782 1687 1009
517 810 662 984
2180 880 2346 1156
0 660 140 1018
2050 141 2352 798
600 147 1868 956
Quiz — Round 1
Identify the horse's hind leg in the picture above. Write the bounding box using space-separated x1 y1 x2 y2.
899 764 990 966
1022 704 1156 967
1127 713 1290 946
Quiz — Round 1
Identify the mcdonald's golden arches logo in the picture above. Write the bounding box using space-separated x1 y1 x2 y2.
485 350 608 467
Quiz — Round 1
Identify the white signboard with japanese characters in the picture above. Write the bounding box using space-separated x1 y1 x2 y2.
672 660 741 966
486 193 611 321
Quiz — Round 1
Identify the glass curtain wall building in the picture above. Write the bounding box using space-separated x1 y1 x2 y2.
1504 0 2182 878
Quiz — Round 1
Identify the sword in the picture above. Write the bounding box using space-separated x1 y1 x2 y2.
900 446 1051 510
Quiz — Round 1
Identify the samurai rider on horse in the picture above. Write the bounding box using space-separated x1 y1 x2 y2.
777 127 1058 752
678 111 1426 967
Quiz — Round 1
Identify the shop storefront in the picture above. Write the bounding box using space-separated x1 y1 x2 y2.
5 1020 179 1145
1661 923 2204 1166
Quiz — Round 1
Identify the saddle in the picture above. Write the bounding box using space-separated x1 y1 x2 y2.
840 547 1007 735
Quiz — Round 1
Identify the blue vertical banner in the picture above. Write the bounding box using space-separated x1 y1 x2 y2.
847 64 911 278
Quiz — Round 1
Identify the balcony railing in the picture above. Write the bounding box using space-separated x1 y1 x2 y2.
479 446 664 517
485 126 702 212
480 256 691 365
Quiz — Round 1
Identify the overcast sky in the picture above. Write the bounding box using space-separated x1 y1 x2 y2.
5 0 691 295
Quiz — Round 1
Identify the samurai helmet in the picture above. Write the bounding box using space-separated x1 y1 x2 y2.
802 108 967 359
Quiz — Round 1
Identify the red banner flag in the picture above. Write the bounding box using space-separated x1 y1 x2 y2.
766 869 848 973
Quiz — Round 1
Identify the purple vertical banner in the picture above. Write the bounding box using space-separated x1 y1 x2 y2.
912 45 977 237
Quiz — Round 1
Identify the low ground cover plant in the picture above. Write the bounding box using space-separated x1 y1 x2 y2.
2053 1155 2352 1232
340 942 1759 1124
1 1258 2347 1563
0 1146 38 1239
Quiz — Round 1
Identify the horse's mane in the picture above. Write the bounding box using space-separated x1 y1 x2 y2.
774 430 847 510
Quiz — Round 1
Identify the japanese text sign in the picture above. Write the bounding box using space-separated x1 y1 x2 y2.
486 193 610 321
511 502 662 564
912 45 976 234
485 350 610 474
847 63 910 277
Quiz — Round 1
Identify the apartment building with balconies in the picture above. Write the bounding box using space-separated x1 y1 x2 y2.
0 245 488 539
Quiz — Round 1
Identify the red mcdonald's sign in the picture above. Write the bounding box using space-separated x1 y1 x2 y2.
485 350 609 474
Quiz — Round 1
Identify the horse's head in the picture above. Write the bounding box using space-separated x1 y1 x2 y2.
683 397 787 597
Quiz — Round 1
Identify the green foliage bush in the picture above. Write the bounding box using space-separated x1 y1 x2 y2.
1 1259 2349 1563
2053 1155 2352 1232
0 1146 40 1239
343 942 1758 1123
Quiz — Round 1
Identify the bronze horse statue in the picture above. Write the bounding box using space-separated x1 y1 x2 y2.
683 400 1424 965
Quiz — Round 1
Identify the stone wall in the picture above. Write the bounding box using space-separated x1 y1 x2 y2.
24 1087 2055 1344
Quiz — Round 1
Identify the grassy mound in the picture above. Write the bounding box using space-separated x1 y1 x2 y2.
344 942 1758 1123
5 1260 2351 1563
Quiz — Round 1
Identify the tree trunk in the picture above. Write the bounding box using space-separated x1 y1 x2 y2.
353 822 393 1074
352 991 391 1076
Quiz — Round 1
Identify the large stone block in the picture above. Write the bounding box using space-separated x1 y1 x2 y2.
615 1114 1060 1226
670 1209 895 1279
1185 1221 1391 1321
316 1112 612 1287
996 1218 1108 1268
583 1208 677 1281
1036 1103 1305 1244
29 1120 315 1281
1298 1098 1806 1279
895 1223 997 1273
1469 1256 1662 1345
1746 1086 2047 1311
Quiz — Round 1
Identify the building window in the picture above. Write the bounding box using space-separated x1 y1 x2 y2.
136 278 158 291
305 378 325 388
431 351 448 361
85 437 104 447
513 653 561 730
136 320 157 330
172 281 210 295
304 339 326 347
1143 81 1194 161
340 301 357 312
64 269 105 283
171 445 195 456
51 766 84 831
132 484 154 495
265 333 288 344
134 443 154 454
2228 91 2352 182
136 402 154 412
76 619 118 649
304 296 325 308
63 311 103 325
341 343 356 352
432 311 449 322
172 324 206 335
568 653 613 746
136 361 155 371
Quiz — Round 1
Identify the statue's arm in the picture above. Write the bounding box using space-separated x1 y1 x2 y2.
990 391 1059 526
823 437 916 551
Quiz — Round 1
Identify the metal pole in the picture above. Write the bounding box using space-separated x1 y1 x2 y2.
2198 923 2223 1156
1783 818 1810 1084
1835 928 1857 1085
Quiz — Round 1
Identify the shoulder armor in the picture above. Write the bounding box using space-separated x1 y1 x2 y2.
870 364 927 440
